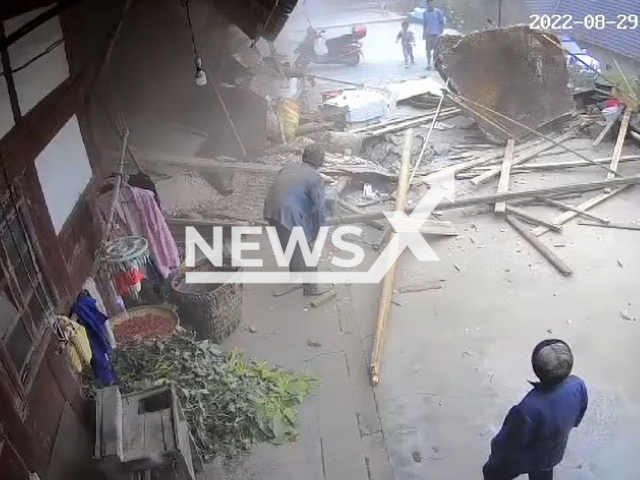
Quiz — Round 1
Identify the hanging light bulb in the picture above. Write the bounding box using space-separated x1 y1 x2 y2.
195 57 207 86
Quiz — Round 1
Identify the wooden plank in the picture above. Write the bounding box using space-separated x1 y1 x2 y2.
370 131 413 386
504 206 562 232
336 199 385 230
472 132 575 185
328 175 640 225
138 151 282 174
577 221 640 231
160 409 176 452
593 107 623 146
468 155 640 173
495 138 515 213
395 281 442 294
364 108 459 137
537 197 609 223
101 385 123 458
122 396 144 461
422 137 544 184
532 186 629 237
388 218 457 236
505 216 573 277
605 108 633 191
143 410 165 455
310 290 337 308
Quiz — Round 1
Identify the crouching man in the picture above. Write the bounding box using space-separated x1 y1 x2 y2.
263 144 330 296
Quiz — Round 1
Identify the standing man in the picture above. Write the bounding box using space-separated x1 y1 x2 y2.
422 0 445 70
483 339 588 480
264 144 329 296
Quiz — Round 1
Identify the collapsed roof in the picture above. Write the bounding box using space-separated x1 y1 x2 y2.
214 0 298 41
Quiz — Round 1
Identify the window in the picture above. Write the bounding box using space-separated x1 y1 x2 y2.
0 188 54 380
1 9 70 140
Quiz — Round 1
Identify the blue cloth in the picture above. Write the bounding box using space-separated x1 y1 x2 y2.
423 8 445 36
486 376 588 476
72 294 115 386
263 164 327 241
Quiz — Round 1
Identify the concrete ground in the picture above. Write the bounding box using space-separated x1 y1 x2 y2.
201 139 640 480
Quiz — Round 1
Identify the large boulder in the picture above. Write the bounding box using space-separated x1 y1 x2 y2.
435 26 574 142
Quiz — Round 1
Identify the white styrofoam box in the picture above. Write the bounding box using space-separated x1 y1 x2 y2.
323 90 389 123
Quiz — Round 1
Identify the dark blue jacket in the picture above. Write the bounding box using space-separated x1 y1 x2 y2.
263 163 326 241
487 375 588 475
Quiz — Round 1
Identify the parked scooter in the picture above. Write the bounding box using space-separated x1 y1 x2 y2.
295 25 367 68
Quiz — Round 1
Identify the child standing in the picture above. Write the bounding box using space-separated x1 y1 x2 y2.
396 21 415 67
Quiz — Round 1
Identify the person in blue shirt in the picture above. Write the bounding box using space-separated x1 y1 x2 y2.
422 0 445 69
483 339 588 480
264 144 329 296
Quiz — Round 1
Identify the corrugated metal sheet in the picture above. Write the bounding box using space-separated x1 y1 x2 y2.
526 0 640 60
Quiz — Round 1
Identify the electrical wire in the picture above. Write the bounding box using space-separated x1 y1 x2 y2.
0 39 64 77
181 0 199 59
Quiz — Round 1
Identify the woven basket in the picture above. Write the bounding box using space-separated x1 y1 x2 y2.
170 260 243 343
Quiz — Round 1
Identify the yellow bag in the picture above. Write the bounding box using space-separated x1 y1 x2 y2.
279 99 300 142
58 316 92 373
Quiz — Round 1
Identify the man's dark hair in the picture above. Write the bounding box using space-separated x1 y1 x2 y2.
302 144 325 167
532 339 574 385
402 21 409 28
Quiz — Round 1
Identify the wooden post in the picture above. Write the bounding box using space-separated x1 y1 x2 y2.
495 138 515 213
369 131 413 386
605 108 632 192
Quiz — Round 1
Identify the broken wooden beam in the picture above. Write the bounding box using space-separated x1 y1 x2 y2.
495 138 515 213
504 205 562 232
577 221 640 231
395 281 442 294
336 199 385 230
373 225 392 252
605 108 633 192
388 218 458 236
422 137 545 183
310 290 337 308
593 107 623 147
532 186 629 237
505 215 573 277
537 197 609 224
454 93 623 177
472 132 575 185
370 131 413 386
364 108 460 137
328 175 640 225
503 155 640 172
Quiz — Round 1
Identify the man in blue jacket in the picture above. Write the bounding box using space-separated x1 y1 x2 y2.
483 339 588 480
264 144 329 296
422 0 445 69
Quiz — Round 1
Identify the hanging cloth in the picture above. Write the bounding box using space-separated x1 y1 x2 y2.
71 293 115 386
97 185 180 278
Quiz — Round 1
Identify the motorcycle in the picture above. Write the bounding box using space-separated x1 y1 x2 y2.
294 25 367 68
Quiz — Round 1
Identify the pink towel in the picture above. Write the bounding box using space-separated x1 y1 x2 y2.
97 185 180 278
